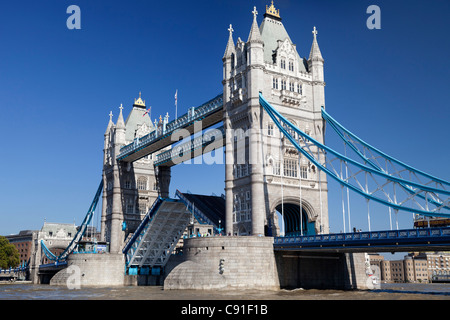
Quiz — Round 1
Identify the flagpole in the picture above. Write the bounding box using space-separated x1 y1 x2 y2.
175 89 178 119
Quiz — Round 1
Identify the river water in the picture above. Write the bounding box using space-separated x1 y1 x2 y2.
1 282 449 300
1 282 448 318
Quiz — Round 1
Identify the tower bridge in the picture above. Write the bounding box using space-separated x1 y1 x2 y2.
33 2 450 290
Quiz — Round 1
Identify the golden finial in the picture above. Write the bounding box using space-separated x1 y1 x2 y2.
266 1 280 19
134 91 146 107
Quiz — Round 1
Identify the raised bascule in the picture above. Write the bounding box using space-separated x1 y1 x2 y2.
33 2 450 290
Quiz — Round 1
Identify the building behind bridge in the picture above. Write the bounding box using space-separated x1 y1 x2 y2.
369 252 450 283
5 230 37 267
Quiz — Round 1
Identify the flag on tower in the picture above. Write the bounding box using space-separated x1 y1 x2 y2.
143 107 151 117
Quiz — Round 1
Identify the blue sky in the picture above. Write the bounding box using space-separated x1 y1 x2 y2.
0 0 449 249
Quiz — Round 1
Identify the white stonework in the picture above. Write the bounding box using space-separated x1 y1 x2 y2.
223 5 328 237
101 96 170 253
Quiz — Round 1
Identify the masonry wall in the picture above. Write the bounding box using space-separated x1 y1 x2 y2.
164 237 280 290
50 253 125 287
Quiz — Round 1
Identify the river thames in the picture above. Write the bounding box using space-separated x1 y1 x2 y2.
1 282 449 300
1 282 448 318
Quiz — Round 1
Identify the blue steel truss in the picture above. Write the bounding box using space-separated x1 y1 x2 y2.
322 108 450 212
41 181 103 262
274 227 450 252
259 93 450 218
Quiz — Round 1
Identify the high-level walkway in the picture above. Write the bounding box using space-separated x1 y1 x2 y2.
117 94 223 163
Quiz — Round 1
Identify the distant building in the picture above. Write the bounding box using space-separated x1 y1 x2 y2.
37 222 78 264
390 260 405 282
380 260 392 282
5 230 37 267
370 251 450 283
420 252 450 281
404 254 428 283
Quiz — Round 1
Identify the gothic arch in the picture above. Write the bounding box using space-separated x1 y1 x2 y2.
269 196 316 236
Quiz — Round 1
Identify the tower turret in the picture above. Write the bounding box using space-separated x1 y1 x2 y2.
308 26 324 82
223 24 236 103
246 6 265 236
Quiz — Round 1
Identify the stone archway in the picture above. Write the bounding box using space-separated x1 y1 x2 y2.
270 198 316 236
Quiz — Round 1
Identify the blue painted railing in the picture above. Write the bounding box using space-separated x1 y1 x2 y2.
274 227 450 250
38 261 68 269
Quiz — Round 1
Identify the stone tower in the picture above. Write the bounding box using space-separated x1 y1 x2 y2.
101 93 170 253
223 2 329 237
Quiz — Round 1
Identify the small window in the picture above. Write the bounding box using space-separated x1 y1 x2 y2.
267 123 274 136
272 78 278 89
139 202 147 214
137 177 147 190
281 59 286 69
300 166 308 179
273 161 281 176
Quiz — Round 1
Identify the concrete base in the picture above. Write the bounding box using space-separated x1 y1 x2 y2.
50 253 125 287
164 236 280 290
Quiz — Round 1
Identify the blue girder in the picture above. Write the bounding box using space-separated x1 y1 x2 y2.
259 93 450 218
40 181 104 262
321 107 450 211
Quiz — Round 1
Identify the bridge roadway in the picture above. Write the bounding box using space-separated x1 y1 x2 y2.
117 94 223 163
274 227 450 253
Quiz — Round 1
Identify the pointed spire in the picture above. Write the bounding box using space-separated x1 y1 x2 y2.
116 104 125 129
223 24 236 59
248 6 263 43
105 111 115 134
308 26 324 62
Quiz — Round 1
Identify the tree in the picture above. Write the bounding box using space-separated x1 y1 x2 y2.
0 236 20 269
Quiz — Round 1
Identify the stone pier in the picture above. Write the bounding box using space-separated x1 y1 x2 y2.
164 236 368 290
50 253 125 287
164 236 280 290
